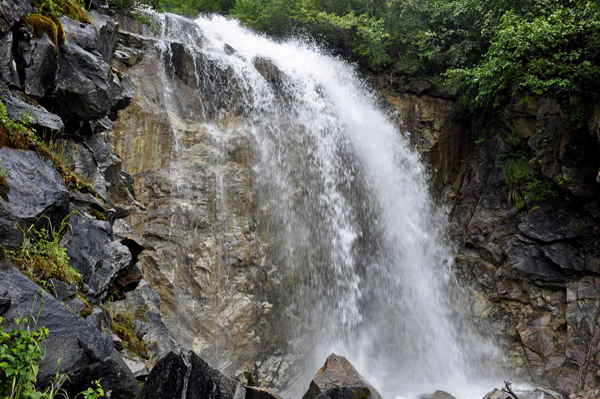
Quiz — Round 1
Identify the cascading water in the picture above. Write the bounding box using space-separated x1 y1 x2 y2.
117 12 504 398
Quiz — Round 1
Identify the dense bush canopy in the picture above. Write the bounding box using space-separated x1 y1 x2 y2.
129 0 600 108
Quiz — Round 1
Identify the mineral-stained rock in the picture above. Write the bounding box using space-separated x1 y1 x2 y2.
301 354 382 399
0 148 70 249
0 264 139 398
314 386 373 399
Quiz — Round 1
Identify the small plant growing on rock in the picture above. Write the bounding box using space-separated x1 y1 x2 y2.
7 212 82 289
0 157 9 202
108 306 149 359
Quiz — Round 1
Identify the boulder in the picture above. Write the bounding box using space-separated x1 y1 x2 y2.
517 203 578 242
139 350 242 399
0 147 70 249
62 212 132 300
0 264 139 398
13 20 58 98
482 389 511 399
301 354 382 399
314 386 372 399
418 390 456 399
245 386 284 399
0 88 65 133
44 28 133 121
0 0 33 36
138 351 187 399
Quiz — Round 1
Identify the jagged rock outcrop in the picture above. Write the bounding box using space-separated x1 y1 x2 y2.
301 354 382 399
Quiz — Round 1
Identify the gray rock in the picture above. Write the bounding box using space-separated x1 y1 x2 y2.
134 319 149 339
63 139 109 201
507 241 566 281
89 116 115 133
0 264 131 389
0 88 65 133
518 203 578 242
63 213 132 300
48 38 132 121
90 11 118 63
0 148 70 249
112 332 124 351
138 351 187 399
60 348 141 399
48 278 77 301
541 243 585 271
59 15 99 56
482 389 511 399
0 0 33 36
70 190 107 214
0 31 19 87
64 296 86 314
122 355 150 378
418 390 456 399
187 351 241 399
86 307 104 331
13 22 58 98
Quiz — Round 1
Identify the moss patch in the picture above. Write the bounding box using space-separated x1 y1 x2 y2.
36 0 91 24
21 14 59 46
112 312 150 359
89 209 106 221
0 178 8 202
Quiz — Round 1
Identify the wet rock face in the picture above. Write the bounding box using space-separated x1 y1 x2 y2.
448 94 600 394
108 19 293 383
374 78 473 200
0 0 32 36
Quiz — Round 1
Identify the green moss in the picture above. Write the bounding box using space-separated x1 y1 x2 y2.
0 245 6 261
89 209 106 221
21 14 59 46
112 313 150 359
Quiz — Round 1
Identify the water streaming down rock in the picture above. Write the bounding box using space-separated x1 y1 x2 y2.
110 13 501 398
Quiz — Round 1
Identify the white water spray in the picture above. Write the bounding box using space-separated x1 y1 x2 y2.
134 13 503 398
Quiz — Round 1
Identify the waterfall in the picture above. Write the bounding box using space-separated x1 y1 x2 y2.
118 13 502 398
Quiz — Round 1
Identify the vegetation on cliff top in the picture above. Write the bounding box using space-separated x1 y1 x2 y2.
132 0 600 109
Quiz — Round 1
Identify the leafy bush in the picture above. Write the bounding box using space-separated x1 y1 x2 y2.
0 308 105 399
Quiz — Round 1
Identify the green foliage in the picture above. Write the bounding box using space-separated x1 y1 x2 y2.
110 310 149 359
556 172 571 188
505 131 523 147
446 1 600 108
0 315 49 399
75 380 104 399
522 178 558 203
498 154 536 188
6 213 82 289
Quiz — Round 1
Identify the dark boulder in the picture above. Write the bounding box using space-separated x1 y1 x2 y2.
46 37 133 122
314 386 372 399
0 264 139 399
139 351 242 399
138 351 187 399
13 21 58 98
0 88 65 133
517 203 578 242
187 351 241 399
245 386 284 399
0 0 33 36
0 147 70 249
302 354 382 399
62 212 132 301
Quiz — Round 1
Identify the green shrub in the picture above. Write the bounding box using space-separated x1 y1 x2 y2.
7 213 82 289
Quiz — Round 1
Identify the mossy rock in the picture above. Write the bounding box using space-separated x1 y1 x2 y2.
0 177 8 202
21 14 59 46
